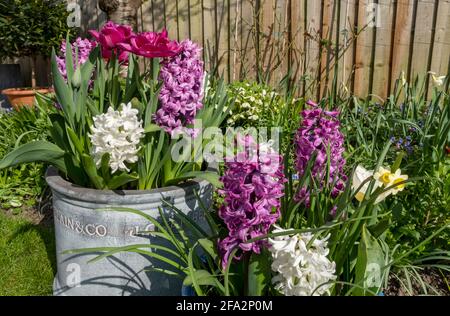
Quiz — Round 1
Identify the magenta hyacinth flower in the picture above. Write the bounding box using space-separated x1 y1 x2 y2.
154 40 204 136
56 37 96 81
218 136 287 268
294 101 347 206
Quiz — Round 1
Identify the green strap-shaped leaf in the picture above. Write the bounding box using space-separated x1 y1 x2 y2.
354 225 385 296
100 153 111 183
49 113 70 152
198 239 219 262
247 252 271 296
66 126 85 157
144 123 163 133
166 171 222 188
183 270 221 288
81 154 105 189
0 141 66 174
51 48 75 127
106 172 139 190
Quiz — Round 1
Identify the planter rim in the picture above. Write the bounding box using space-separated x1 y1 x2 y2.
45 166 216 203
1 87 53 95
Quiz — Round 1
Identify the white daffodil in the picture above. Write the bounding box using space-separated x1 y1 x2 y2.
352 165 379 202
269 226 336 296
90 103 145 174
400 71 407 86
429 72 446 87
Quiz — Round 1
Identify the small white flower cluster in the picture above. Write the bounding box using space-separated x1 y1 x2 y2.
226 82 281 127
269 226 336 296
90 103 145 173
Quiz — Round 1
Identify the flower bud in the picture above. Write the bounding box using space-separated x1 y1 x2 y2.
71 67 82 88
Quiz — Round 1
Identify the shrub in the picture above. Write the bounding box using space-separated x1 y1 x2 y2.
225 81 286 128
0 101 54 211
0 0 71 86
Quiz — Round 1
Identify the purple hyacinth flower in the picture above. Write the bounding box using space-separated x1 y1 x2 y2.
56 38 96 81
294 103 347 206
155 40 204 136
218 136 287 269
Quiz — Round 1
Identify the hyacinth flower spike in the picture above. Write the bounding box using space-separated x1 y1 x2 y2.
218 135 287 268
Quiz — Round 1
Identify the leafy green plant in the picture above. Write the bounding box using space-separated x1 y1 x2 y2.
339 74 450 254
0 103 54 211
224 81 287 129
0 0 72 86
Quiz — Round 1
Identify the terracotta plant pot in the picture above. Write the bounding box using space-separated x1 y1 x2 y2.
1 87 52 110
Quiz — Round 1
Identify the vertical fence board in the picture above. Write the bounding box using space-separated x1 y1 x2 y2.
164 0 179 40
229 0 241 81
410 0 435 80
151 0 167 31
303 0 322 98
203 0 217 73
290 0 306 92
339 0 357 94
372 0 395 98
216 0 230 80
319 0 332 97
190 0 204 48
430 0 450 79
260 0 275 83
390 0 415 90
177 0 191 40
320 0 341 98
276 0 290 84
239 0 257 80
354 0 376 98
139 1 153 32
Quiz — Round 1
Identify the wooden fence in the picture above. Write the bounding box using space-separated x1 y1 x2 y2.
66 0 450 99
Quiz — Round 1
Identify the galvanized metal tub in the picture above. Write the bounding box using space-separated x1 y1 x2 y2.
46 167 213 296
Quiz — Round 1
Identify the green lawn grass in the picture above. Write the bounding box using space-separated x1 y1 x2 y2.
0 211 55 296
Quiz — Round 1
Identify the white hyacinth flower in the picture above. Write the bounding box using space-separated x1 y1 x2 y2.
269 226 336 296
89 103 145 174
